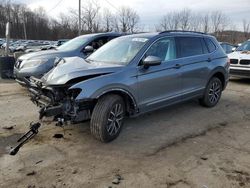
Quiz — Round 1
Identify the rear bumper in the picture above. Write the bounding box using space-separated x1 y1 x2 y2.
230 66 250 78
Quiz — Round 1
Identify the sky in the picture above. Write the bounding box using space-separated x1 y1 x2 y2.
11 0 250 31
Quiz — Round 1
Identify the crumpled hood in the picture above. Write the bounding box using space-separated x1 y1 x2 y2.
42 56 124 85
228 51 250 60
18 49 72 61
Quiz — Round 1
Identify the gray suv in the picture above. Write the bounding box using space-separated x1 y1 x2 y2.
29 31 229 142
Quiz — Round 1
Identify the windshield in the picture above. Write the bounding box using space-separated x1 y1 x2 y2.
236 41 250 51
87 37 149 65
57 36 89 51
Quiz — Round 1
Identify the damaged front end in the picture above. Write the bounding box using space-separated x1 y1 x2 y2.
27 56 123 123
29 76 94 123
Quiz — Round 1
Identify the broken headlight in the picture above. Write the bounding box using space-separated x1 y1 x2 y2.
67 88 82 100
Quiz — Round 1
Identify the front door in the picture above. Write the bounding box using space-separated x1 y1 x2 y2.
137 37 183 113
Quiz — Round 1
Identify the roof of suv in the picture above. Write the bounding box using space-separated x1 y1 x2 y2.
124 31 211 40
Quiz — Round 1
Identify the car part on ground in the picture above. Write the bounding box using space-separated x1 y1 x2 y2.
228 39 250 78
28 31 229 142
13 33 123 86
9 122 41 155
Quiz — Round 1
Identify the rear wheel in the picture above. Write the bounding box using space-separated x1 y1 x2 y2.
90 94 125 142
199 77 222 107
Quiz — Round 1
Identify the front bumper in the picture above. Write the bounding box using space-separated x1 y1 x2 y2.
230 66 250 78
28 83 93 122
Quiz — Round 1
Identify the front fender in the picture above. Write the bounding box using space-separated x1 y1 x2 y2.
69 67 138 103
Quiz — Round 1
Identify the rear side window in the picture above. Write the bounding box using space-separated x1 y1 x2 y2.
205 38 217 53
176 37 204 58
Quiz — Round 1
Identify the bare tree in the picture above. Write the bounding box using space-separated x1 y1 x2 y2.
242 19 250 39
118 6 140 33
178 8 192 31
189 13 203 32
210 11 229 36
200 13 210 33
82 0 100 33
102 9 113 32
157 12 179 31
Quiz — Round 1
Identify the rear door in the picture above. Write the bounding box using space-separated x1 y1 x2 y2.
175 36 211 99
137 37 183 113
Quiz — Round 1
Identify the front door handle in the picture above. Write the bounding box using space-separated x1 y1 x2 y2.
207 58 212 62
174 64 182 69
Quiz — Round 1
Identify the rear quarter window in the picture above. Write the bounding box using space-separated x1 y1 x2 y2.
176 37 204 58
205 38 217 53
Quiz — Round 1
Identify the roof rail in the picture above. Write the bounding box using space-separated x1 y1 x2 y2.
159 30 207 35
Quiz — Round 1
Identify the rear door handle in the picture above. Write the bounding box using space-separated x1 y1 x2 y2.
174 64 182 69
207 58 212 62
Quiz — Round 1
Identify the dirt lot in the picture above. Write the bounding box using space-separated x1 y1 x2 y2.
0 78 250 188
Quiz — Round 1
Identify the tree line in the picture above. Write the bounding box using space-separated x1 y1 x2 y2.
0 0 249 44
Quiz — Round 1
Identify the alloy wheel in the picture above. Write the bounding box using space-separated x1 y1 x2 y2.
106 103 124 136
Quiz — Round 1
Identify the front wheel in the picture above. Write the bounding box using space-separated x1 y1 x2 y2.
90 94 125 142
199 77 223 107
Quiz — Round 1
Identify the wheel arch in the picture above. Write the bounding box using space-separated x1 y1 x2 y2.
95 89 138 116
208 67 228 90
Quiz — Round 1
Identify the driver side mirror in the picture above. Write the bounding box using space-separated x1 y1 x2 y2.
232 47 236 52
143 56 162 68
83 45 94 53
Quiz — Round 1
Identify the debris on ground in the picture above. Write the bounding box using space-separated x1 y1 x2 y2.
112 174 123 185
35 160 43 165
53 134 64 138
26 171 36 176
200 156 208 160
2 125 14 130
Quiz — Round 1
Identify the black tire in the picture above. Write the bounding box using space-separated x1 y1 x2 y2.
90 94 125 142
199 77 223 107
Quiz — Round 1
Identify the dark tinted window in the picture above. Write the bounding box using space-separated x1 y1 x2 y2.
176 37 203 58
205 38 217 53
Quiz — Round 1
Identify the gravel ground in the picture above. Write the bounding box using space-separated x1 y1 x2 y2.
0 78 250 188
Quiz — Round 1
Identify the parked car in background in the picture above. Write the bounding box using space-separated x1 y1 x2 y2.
56 39 69 46
228 39 250 78
219 42 237 54
14 32 123 85
28 31 229 142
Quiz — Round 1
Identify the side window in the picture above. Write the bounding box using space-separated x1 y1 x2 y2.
176 37 204 58
205 38 217 53
89 37 109 50
145 37 176 62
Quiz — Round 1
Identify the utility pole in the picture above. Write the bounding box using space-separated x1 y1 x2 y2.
22 13 27 40
78 0 81 36
5 22 10 56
